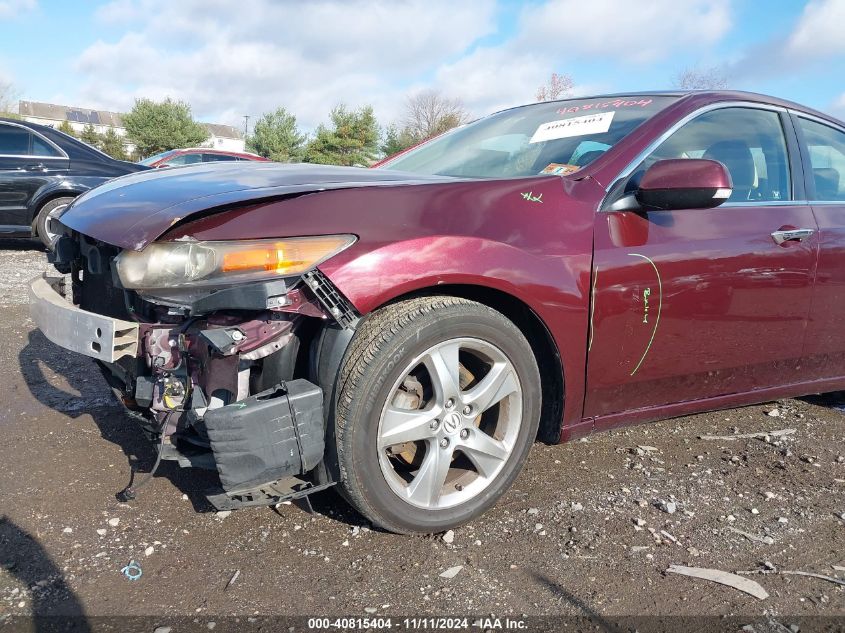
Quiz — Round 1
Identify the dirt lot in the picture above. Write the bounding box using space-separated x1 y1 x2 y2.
0 239 843 630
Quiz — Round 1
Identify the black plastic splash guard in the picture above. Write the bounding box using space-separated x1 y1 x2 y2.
203 379 324 492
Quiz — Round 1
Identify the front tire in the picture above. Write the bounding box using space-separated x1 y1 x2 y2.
334 296 541 534
35 197 74 249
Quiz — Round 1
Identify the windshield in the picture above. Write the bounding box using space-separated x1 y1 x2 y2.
379 96 678 178
138 149 178 165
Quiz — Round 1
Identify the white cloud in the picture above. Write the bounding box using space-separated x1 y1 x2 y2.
514 0 732 64
75 0 497 129
0 0 35 19
788 0 845 58
433 48 550 116
430 0 731 116
72 0 734 130
832 92 845 118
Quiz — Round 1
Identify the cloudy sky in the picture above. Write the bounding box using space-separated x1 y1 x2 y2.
2 0 845 131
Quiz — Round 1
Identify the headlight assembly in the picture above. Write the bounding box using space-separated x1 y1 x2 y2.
115 235 356 290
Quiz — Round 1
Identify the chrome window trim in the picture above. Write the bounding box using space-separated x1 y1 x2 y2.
791 110 845 135
0 154 68 160
603 101 790 197
0 120 68 159
728 200 808 207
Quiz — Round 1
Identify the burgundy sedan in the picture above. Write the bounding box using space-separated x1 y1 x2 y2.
138 147 269 168
30 91 845 534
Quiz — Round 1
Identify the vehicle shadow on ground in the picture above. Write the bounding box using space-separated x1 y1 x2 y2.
18 330 220 513
799 390 845 409
0 238 44 252
0 515 91 631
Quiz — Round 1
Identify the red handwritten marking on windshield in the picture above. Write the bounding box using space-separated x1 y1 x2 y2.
556 98 653 116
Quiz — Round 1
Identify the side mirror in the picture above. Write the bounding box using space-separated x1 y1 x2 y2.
636 159 733 210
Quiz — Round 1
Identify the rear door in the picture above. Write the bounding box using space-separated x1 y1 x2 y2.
793 115 845 383
0 122 69 230
585 105 818 424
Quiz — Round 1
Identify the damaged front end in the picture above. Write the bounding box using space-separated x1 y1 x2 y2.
31 231 359 510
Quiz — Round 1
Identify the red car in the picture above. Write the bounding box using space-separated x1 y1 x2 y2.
30 90 845 534
138 147 269 168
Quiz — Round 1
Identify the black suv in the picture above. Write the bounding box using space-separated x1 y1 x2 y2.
0 117 147 247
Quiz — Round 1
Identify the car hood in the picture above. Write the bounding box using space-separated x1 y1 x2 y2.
59 162 458 250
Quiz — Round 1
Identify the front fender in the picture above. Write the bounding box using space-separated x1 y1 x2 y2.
320 234 593 434
321 235 571 315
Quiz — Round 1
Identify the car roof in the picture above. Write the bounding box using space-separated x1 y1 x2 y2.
0 116 59 132
171 147 263 157
492 90 845 127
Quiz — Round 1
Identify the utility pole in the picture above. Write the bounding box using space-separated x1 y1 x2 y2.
242 115 250 139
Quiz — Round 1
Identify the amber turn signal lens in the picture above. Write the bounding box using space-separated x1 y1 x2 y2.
222 246 291 273
222 236 355 275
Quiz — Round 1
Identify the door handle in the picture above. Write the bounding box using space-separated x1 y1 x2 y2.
771 228 815 245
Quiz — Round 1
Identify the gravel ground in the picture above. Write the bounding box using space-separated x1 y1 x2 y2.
1 240 843 630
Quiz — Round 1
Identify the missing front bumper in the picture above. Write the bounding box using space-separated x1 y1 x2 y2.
28 273 336 510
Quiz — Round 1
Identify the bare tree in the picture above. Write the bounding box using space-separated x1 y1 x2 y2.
536 72 574 101
0 80 18 115
401 89 469 142
673 66 729 90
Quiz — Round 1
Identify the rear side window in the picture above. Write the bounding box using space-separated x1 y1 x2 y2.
0 124 33 155
166 153 202 166
0 124 61 156
797 117 845 201
644 107 792 202
31 135 60 156
202 153 238 162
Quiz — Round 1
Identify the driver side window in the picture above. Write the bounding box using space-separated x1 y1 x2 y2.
642 107 792 203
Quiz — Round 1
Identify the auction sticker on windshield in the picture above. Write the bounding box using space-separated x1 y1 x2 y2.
530 111 615 144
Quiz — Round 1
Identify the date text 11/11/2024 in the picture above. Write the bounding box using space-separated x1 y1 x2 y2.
306 616 529 630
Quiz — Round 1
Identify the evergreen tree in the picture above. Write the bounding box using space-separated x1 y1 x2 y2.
123 97 209 157
57 120 76 137
98 128 128 160
79 123 101 148
246 107 306 162
381 124 417 158
304 105 379 166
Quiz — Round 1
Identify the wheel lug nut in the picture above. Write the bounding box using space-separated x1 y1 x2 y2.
459 429 469 439
429 419 440 430
439 438 449 448
462 405 472 416
445 398 454 409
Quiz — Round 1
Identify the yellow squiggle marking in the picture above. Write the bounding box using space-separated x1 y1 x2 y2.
588 266 598 352
628 253 662 376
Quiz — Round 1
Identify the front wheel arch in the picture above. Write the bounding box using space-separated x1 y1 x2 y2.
379 284 564 444
30 192 81 233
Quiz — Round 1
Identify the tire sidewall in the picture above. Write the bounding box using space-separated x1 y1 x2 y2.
340 304 541 533
36 197 74 247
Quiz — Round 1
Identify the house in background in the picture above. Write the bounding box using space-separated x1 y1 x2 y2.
17 100 245 156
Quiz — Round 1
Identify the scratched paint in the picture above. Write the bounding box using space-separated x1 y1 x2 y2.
627 253 662 376
588 267 598 352
520 191 543 203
